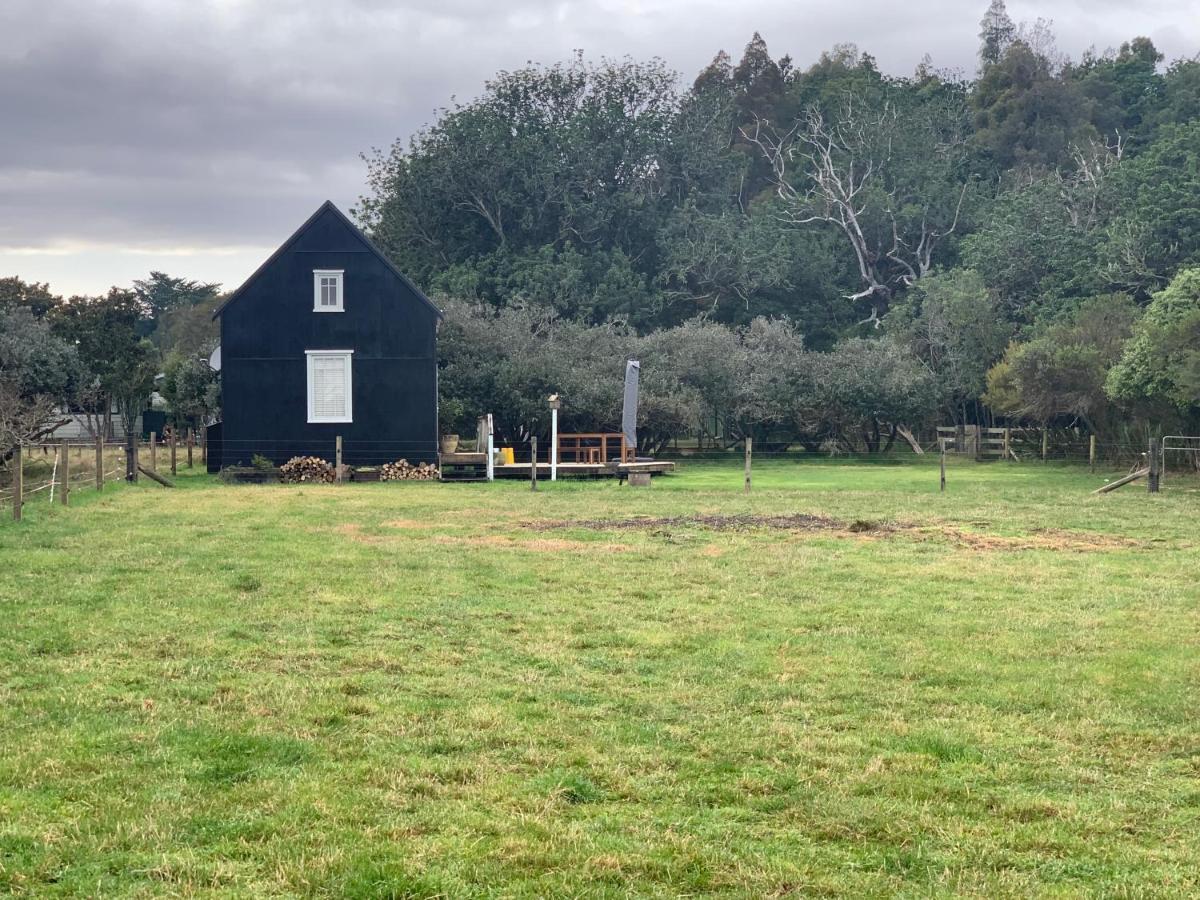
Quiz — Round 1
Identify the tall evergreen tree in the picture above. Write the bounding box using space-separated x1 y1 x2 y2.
978 0 1016 70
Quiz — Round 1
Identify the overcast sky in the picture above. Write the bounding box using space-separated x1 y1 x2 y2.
1 0 1196 297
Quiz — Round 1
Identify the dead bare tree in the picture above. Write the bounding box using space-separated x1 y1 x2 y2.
0 379 68 461
742 90 972 324
1064 135 1123 231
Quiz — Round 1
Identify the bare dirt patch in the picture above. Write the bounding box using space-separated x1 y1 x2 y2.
925 527 1144 553
530 513 861 533
530 514 1148 553
326 516 1144 554
433 534 632 553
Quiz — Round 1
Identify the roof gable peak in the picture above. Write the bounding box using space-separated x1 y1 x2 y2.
212 201 442 320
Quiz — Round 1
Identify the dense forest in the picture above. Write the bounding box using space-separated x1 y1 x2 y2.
355 0 1200 452
4 1 1200 458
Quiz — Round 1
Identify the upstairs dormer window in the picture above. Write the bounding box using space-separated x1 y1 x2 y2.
314 270 344 312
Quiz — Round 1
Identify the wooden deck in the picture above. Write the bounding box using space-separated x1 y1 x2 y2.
493 460 674 478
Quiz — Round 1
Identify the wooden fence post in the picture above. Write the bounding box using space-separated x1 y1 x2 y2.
187 428 194 468
1089 434 1096 473
744 436 752 494
95 434 103 491
60 439 69 506
335 435 344 482
1041 429 1048 462
973 426 981 461
530 436 538 491
150 432 157 470
125 432 136 482
170 430 177 477
940 446 946 492
12 444 22 521
1003 427 1011 461
1148 437 1160 493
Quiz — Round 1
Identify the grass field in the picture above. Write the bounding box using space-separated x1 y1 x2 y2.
1 458 1198 897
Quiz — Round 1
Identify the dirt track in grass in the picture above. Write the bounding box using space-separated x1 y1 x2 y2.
528 512 1150 552
529 512 858 532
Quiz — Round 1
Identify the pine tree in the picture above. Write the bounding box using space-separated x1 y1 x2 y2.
692 50 732 94
978 0 1016 69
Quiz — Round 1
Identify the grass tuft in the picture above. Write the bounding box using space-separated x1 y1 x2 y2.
231 572 262 593
538 769 606 804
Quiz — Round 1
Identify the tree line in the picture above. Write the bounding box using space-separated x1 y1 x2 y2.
360 0 1200 450
0 274 220 456
5 0 1200 458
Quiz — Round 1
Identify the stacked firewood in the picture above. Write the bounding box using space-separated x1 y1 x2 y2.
381 458 439 481
279 456 335 483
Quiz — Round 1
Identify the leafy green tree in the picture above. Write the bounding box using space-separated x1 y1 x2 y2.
434 244 657 325
1100 121 1200 297
155 296 222 359
985 293 1138 431
133 271 221 320
0 276 60 319
672 53 744 208
886 268 1011 424
161 352 220 431
728 33 791 205
1069 38 1164 148
655 203 794 318
50 289 158 437
0 304 82 454
1106 269 1200 417
1155 57 1200 128
800 338 938 452
962 168 1113 319
358 54 679 311
971 40 1094 172
135 272 222 358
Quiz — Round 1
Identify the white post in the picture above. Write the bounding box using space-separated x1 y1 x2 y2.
551 407 558 481
486 424 494 482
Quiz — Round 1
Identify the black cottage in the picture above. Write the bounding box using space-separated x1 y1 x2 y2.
208 201 442 471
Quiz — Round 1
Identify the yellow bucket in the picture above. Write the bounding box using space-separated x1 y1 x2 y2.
500 447 515 465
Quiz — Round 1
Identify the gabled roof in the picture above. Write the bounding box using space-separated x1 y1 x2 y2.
212 200 443 320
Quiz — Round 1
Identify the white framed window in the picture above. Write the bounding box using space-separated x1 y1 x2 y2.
306 350 353 423
313 269 344 312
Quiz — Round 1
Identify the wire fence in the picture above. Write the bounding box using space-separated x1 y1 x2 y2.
206 433 1200 478
655 427 1200 472
2 435 212 520
2 441 123 514
207 429 1200 467
10 426 1194 518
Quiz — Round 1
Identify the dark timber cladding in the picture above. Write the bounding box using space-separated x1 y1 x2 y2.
211 201 442 469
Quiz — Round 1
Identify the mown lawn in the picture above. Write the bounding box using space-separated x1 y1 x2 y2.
1 458 1198 897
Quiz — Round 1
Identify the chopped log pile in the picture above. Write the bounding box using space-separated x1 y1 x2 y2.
280 456 335 483
381 458 439 481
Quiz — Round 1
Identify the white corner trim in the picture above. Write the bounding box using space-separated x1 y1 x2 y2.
313 269 345 312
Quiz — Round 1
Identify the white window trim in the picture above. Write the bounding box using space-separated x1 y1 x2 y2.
313 269 344 312
305 350 354 423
